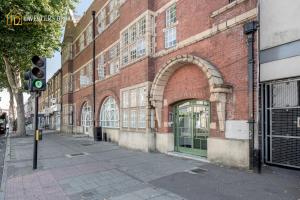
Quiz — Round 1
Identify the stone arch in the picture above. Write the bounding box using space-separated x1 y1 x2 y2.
150 54 232 131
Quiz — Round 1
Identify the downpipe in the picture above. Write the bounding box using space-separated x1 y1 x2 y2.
244 21 261 173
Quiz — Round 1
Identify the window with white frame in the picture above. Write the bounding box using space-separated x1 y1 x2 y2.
79 34 85 51
79 64 92 88
97 10 106 34
63 104 74 126
130 89 137 107
68 74 73 92
122 110 128 128
121 86 147 129
108 43 120 75
63 105 68 125
121 15 153 67
86 24 93 45
62 43 72 64
138 109 146 128
69 105 74 125
100 96 119 128
63 76 68 95
165 4 177 49
81 102 91 127
122 90 129 108
87 63 93 80
108 0 120 24
130 110 137 128
98 54 105 80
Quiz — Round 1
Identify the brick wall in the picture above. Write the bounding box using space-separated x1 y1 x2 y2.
61 0 257 137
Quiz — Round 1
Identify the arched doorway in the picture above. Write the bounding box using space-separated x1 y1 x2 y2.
173 100 210 157
150 55 232 157
81 102 91 135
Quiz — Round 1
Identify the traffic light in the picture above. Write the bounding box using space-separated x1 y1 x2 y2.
31 56 46 91
24 70 32 91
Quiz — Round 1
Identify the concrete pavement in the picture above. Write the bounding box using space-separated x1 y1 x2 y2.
2 132 300 200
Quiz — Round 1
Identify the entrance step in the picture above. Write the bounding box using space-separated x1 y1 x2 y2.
166 152 210 163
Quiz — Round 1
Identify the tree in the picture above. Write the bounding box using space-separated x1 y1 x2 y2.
0 0 77 136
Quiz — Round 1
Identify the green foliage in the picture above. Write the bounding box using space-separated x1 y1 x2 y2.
0 0 78 89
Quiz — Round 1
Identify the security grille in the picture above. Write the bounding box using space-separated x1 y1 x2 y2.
260 79 300 169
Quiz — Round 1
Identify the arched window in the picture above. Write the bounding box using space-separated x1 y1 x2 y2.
100 97 119 128
81 102 92 128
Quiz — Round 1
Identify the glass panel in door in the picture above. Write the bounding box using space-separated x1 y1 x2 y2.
177 104 193 150
193 104 209 156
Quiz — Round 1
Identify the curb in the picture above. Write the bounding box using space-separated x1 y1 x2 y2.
0 135 11 200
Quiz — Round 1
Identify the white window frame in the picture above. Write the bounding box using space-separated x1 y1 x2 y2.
164 27 176 49
122 110 128 128
130 110 137 128
121 14 153 67
86 25 93 45
98 54 105 80
81 103 92 127
121 85 147 130
138 109 146 128
165 4 177 49
108 43 120 75
100 97 119 128
79 34 84 51
108 0 120 24
97 9 106 34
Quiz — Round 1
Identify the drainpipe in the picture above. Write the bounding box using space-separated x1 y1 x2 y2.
244 21 260 173
92 11 96 141
60 69 63 133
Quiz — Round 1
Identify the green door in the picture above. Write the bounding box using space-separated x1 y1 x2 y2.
174 100 209 157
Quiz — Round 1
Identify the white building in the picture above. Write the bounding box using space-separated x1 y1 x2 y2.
259 0 300 169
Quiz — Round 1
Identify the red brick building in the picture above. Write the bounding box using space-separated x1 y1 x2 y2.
61 0 258 168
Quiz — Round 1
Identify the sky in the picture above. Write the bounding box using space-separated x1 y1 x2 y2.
46 0 94 80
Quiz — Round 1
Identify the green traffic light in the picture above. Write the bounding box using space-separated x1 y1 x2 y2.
34 80 43 89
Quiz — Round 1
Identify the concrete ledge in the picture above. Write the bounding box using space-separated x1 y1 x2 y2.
102 128 119 143
208 137 249 168
156 132 174 153
118 131 155 152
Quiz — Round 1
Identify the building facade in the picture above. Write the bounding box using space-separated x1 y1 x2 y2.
61 0 258 168
24 94 35 129
38 69 62 130
259 0 300 169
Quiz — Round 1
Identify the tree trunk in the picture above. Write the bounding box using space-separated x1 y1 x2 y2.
2 55 26 136
15 91 26 135
7 85 16 130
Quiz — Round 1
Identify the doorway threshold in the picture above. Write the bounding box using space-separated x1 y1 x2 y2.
166 152 210 163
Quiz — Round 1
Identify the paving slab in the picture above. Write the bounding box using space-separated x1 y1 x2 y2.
1 132 300 200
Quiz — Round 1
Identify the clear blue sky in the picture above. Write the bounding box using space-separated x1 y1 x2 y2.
46 0 93 80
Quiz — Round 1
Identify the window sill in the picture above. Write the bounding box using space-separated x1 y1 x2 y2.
101 127 119 129
95 72 120 84
211 0 248 18
120 55 148 70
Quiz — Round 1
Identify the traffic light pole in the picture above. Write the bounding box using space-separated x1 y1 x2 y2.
33 92 39 170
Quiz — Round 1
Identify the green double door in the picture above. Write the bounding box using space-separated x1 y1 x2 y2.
174 100 210 157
